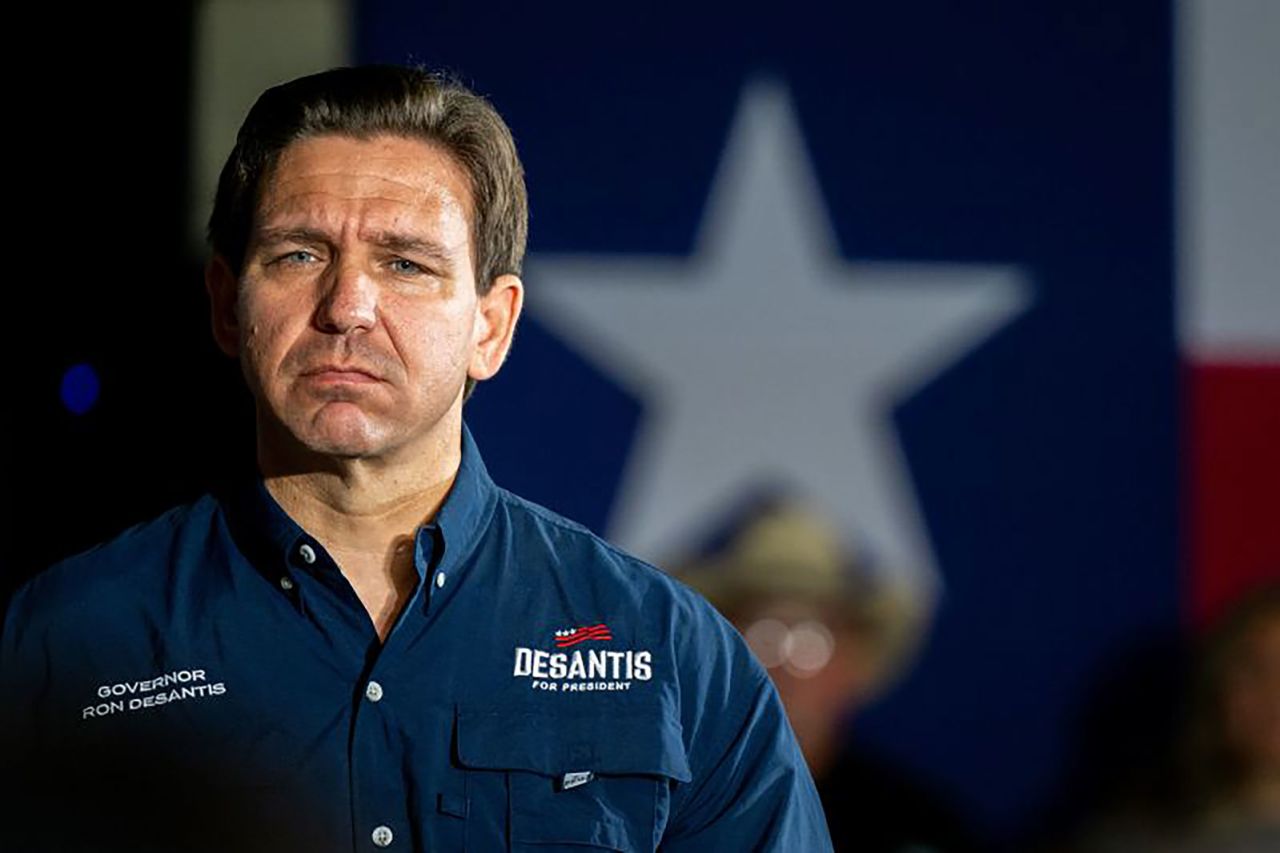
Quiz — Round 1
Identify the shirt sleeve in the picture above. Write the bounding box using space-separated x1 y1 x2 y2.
0 580 40 751
660 601 833 852
0 580 49 849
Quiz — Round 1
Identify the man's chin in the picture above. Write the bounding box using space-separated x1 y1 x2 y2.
285 412 391 461
304 440 380 460
297 428 389 460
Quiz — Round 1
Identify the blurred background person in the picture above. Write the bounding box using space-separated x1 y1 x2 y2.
1066 584 1280 853
1179 583 1280 849
678 496 987 853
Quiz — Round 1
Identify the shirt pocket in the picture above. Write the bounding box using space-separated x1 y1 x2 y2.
455 705 692 852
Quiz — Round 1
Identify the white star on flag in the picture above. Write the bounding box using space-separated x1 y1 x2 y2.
528 79 1031 597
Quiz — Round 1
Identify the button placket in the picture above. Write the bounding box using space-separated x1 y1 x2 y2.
351 531 436 848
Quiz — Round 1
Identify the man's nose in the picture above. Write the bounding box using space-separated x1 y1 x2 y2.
314 260 377 334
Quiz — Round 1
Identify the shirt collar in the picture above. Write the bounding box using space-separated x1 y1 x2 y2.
221 421 499 584
431 421 500 575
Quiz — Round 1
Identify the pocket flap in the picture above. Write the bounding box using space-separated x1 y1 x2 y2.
456 705 692 783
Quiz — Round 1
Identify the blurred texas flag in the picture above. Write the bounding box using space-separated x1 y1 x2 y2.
194 0 1277 840
1179 2 1279 629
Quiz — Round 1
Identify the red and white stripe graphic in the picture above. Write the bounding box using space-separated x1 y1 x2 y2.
554 624 613 648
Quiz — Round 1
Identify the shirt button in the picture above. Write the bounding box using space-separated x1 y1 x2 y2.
365 681 384 703
279 576 294 591
298 543 316 564
371 825 394 847
435 572 447 589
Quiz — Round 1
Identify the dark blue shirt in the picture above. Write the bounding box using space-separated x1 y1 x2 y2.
1 425 831 852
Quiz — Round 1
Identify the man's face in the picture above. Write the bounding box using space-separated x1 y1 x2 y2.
207 133 521 464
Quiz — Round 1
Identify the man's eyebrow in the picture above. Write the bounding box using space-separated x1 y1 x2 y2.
365 231 455 268
253 227 333 248
253 227 455 268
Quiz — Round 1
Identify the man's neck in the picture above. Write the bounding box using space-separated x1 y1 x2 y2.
259 431 463 641
264 455 459 549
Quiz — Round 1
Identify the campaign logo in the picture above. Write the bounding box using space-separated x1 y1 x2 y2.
554 623 613 648
514 621 651 694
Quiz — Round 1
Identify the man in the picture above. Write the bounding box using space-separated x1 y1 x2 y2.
678 497 986 852
0 66 831 852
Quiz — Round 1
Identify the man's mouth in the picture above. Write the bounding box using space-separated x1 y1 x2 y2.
301 364 382 384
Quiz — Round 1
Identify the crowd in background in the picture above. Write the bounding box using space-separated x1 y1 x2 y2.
677 498 1279 853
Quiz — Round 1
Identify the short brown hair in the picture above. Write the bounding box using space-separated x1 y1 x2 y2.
207 64 527 293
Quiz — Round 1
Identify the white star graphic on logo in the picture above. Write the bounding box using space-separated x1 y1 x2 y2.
528 79 1031 596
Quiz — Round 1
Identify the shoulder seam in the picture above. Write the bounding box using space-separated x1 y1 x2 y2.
494 488 668 575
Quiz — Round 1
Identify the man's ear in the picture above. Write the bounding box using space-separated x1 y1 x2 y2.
205 254 241 357
468 274 524 382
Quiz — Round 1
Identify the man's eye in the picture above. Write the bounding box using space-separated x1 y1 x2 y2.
278 250 319 265
389 258 425 276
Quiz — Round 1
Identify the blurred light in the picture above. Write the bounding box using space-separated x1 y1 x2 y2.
745 618 791 669
784 621 835 678
744 617 836 677
61 363 101 415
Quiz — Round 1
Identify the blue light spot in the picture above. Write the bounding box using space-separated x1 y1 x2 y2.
61 363 101 415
